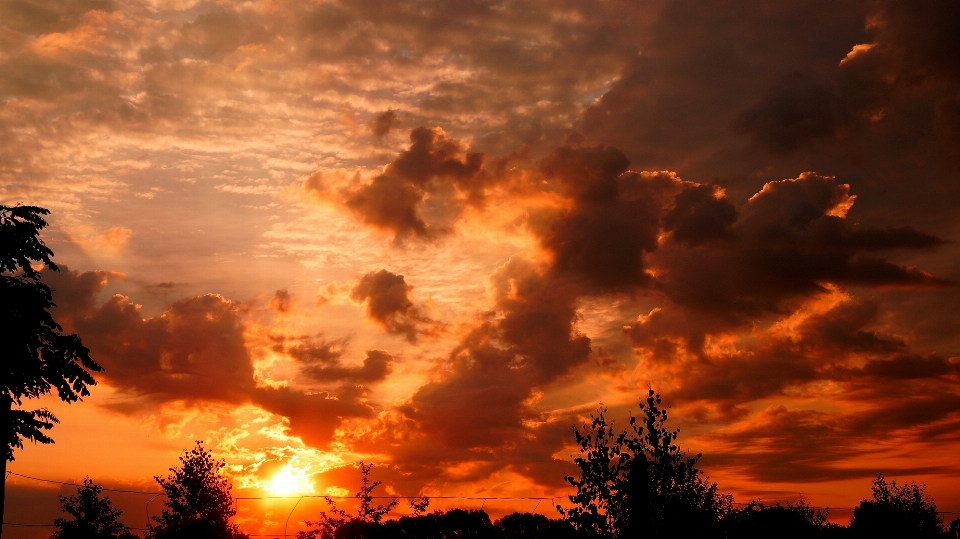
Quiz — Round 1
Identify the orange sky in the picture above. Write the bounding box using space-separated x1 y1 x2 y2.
2 0 960 537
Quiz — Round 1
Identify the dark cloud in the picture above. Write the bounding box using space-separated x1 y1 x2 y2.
46 267 378 448
396 257 591 478
649 173 948 325
734 75 841 154
873 0 960 84
337 127 491 241
579 0 869 172
629 280 955 411
533 145 688 292
269 289 292 313
350 269 430 343
279 334 393 384
251 385 374 448
703 406 948 483
369 109 399 140
662 184 738 246
859 354 959 380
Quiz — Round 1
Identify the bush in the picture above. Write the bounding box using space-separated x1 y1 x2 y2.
496 512 585 539
849 473 943 539
721 498 832 539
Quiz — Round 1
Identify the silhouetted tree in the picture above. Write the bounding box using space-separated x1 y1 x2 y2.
432 509 497 539
496 512 584 539
356 462 399 523
408 496 430 517
558 389 730 538
146 441 247 539
849 473 943 539
299 462 399 539
51 478 139 539
721 498 833 539
0 204 102 538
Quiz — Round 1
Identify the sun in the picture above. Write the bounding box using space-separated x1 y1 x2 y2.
267 465 315 496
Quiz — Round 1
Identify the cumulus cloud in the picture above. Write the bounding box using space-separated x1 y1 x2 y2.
350 269 433 343
335 127 491 241
45 266 380 448
381 257 593 486
268 289 292 313
647 172 948 329
276 334 394 384
369 109 399 140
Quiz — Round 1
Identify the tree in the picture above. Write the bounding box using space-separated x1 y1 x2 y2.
496 512 584 539
147 441 247 539
720 498 833 539
0 204 102 538
558 389 730 538
52 478 139 539
298 462 400 539
355 462 399 524
849 473 943 538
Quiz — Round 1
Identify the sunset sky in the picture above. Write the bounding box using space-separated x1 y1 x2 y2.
2 0 960 536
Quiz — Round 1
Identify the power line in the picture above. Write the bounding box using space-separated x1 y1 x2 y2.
7 469 960 516
9 469 555 502
236 495 556 501
6 471 163 495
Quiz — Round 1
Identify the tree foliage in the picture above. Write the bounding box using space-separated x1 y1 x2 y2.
558 389 730 538
356 462 400 523
147 441 247 539
721 498 836 539
52 478 138 539
299 462 401 539
849 473 943 538
0 204 102 461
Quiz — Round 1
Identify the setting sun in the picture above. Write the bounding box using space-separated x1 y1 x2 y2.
267 465 315 496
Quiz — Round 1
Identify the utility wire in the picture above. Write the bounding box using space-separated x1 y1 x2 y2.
6 471 163 495
8 469 960 515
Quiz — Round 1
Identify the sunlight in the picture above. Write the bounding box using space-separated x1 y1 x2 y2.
267 465 315 496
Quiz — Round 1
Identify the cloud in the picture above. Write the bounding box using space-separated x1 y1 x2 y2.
350 269 431 343
268 289 292 313
648 172 948 328
532 145 657 291
335 127 492 241
45 266 379 448
369 109 399 140
275 334 394 384
68 226 133 255
393 257 592 480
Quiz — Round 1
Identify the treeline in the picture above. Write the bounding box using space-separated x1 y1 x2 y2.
49 391 960 539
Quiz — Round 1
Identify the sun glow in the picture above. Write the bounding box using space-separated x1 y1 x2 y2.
267 465 315 496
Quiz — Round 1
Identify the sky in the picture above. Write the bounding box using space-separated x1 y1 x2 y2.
2 0 960 536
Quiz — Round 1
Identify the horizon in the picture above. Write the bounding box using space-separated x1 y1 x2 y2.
2 0 959 537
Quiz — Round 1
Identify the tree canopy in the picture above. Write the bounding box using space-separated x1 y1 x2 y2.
147 441 248 539
849 473 943 538
558 389 730 538
52 478 139 539
1 203 102 538
0 204 102 460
